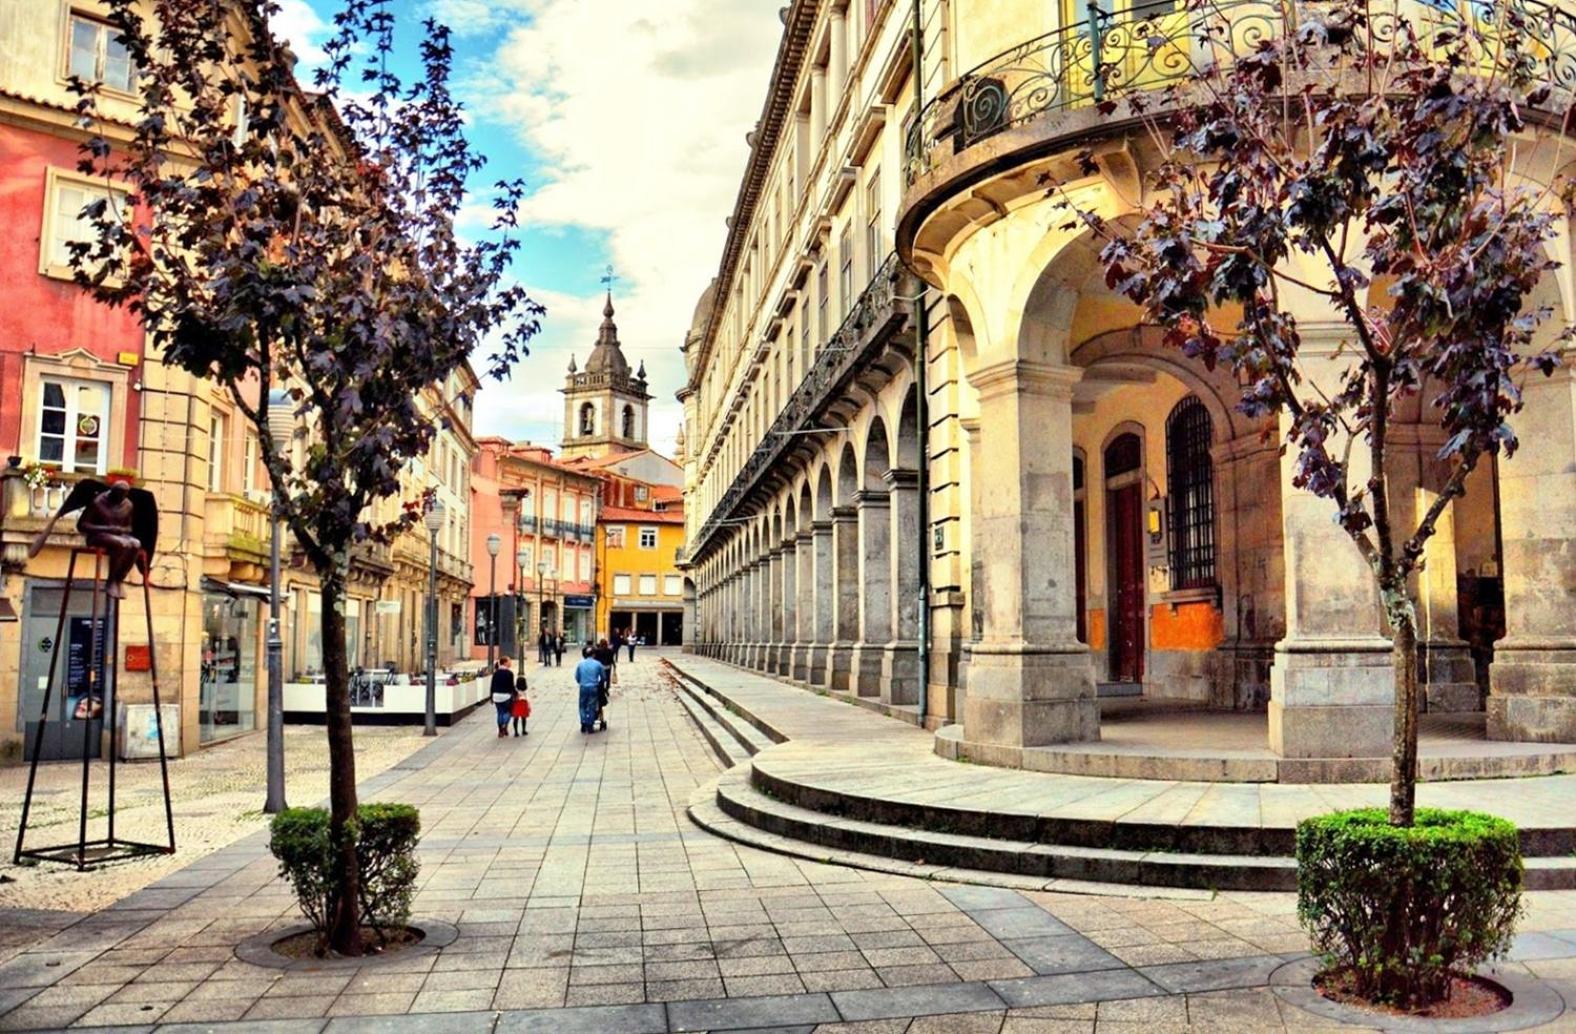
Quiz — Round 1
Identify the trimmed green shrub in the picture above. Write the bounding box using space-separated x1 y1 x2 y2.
269 803 421 953
1296 808 1522 1007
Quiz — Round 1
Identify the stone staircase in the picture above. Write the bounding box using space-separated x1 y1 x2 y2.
664 657 1576 893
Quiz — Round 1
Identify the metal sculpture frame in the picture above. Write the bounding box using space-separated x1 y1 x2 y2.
12 547 176 870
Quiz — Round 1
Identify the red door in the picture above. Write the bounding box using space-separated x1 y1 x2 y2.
1110 483 1145 682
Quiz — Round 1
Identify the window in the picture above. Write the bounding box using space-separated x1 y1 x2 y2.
839 227 854 317
865 169 883 277
664 575 682 596
613 573 632 596
635 485 649 502
44 174 128 275
242 432 257 494
639 526 658 550
578 550 591 581
622 404 635 439
208 411 227 491
231 92 249 148
579 402 595 436
606 525 626 549
1165 396 1217 589
68 14 133 93
37 377 109 473
816 262 829 346
518 545 532 572
639 574 658 596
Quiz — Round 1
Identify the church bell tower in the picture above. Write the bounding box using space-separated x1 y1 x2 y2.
559 290 652 460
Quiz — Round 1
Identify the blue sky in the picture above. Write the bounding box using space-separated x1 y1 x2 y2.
274 0 784 454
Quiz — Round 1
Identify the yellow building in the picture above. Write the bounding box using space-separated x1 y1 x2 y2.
594 479 686 647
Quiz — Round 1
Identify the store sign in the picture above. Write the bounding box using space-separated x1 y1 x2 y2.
125 644 151 671
563 594 594 608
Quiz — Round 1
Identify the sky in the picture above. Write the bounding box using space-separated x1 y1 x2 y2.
274 0 785 457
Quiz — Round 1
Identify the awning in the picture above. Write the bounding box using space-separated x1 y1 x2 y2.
200 577 273 600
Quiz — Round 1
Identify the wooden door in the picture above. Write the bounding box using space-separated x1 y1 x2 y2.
1109 482 1145 682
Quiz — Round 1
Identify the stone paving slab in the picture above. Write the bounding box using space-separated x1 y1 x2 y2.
0 651 1568 1033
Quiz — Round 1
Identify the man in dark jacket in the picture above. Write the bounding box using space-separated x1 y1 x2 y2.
490 657 517 738
592 638 616 732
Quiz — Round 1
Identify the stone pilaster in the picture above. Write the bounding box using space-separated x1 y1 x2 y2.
789 530 813 681
1489 363 1576 742
828 505 859 692
881 468 921 705
852 488 891 696
1268 326 1393 758
961 360 1098 754
807 519 834 685
766 546 784 674
777 538 797 676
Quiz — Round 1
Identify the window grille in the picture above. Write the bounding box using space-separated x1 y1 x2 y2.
1165 396 1216 589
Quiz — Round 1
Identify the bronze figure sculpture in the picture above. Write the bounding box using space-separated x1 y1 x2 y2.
29 479 159 597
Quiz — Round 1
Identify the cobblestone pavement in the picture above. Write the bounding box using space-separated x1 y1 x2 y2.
0 650 1571 1032
0 721 429 915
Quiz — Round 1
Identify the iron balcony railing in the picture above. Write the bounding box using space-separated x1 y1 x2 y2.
689 252 918 561
905 0 1576 184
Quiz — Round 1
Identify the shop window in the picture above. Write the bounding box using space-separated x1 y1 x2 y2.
37 377 109 473
1165 396 1216 589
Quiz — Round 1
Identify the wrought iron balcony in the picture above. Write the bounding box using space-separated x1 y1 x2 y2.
905 0 1576 185
689 252 918 561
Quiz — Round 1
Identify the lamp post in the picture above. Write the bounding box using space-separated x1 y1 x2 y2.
485 533 501 671
263 390 292 814
423 497 445 737
515 545 529 662
537 559 549 664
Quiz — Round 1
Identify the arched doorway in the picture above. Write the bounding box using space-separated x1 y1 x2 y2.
1103 431 1145 684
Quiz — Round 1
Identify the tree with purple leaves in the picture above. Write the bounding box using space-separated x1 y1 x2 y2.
68 0 542 955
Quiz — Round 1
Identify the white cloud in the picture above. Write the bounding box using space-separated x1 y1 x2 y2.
454 0 784 458
268 0 330 67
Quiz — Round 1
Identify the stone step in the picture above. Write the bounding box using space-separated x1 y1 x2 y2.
672 681 750 769
749 751 1576 860
704 767 1299 891
699 766 1576 892
665 661 782 756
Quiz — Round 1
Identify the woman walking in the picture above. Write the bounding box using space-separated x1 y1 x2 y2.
490 657 517 739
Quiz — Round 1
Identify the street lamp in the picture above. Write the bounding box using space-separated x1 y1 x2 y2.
484 533 502 672
423 496 445 737
537 559 550 665
515 545 529 662
263 389 292 814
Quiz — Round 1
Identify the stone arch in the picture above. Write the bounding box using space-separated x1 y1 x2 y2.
578 401 595 437
621 403 635 440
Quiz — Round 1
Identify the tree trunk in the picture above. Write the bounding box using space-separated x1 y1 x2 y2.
320 563 363 955
1387 591 1420 827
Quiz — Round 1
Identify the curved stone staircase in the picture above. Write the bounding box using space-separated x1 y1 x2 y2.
663 657 1576 894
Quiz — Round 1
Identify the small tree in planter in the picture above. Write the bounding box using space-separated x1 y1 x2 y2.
1052 0 1565 1007
70 0 541 955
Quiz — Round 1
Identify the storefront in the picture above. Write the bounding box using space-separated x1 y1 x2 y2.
563 593 593 644
199 579 265 744
16 580 116 762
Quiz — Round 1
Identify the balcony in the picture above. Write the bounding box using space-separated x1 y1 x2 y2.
204 492 270 563
901 0 1576 237
688 252 918 561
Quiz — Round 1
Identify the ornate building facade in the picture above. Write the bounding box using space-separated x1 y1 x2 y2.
680 0 1574 765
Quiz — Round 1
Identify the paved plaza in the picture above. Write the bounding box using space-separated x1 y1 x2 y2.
0 650 1571 1032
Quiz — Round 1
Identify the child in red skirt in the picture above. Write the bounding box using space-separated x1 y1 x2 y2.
510 675 530 736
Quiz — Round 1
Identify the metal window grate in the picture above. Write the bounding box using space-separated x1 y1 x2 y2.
1165 396 1216 590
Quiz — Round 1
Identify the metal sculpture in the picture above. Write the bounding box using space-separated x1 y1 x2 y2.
14 478 175 870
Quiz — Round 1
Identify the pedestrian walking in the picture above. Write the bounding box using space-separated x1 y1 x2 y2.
538 630 550 666
592 637 617 733
574 646 605 734
554 632 565 667
510 667 530 736
490 657 517 739
626 630 636 663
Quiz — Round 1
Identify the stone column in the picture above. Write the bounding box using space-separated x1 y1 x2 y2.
810 66 827 147
743 557 760 669
827 505 860 691
808 519 835 684
852 487 892 696
882 468 921 705
790 530 814 681
753 556 769 670
828 11 848 99
962 360 1098 755
1490 364 1576 741
767 546 783 674
1388 427 1477 713
1268 326 1394 758
779 536 798 676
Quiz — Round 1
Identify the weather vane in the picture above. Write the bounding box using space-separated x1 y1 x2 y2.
601 264 617 294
